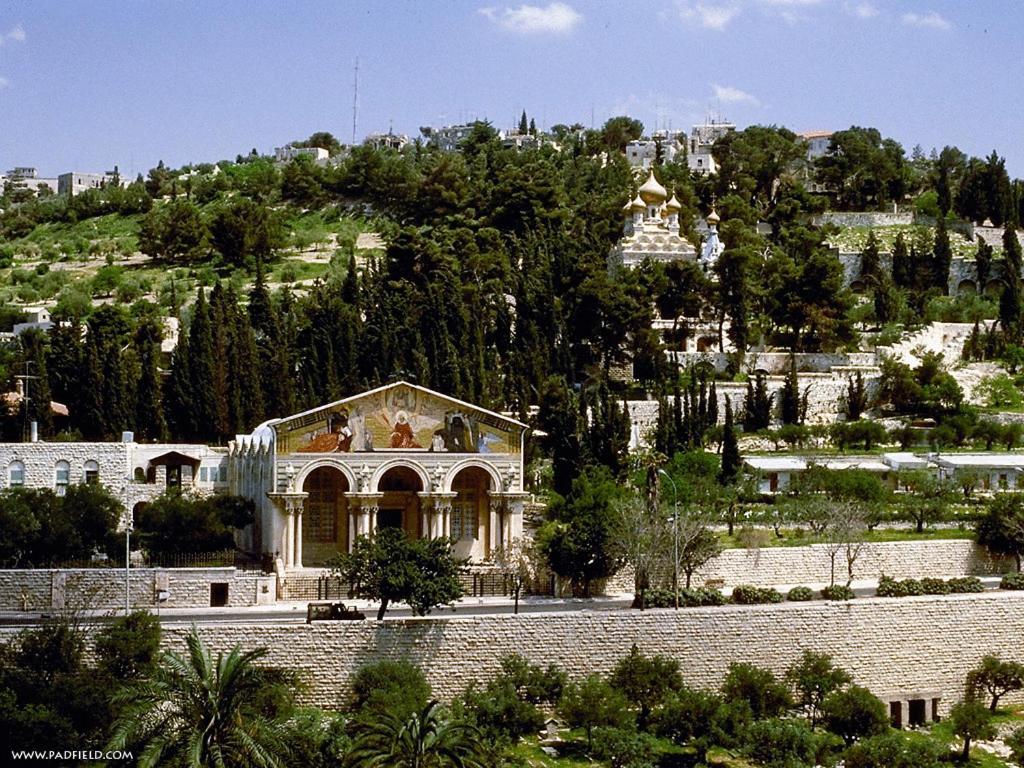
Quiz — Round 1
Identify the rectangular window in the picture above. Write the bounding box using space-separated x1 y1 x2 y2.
451 493 478 540
85 469 99 485
10 467 24 486
200 467 208 482
55 467 70 494
218 465 227 482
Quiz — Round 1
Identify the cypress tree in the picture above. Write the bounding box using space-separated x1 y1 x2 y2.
341 254 360 306
134 319 167 441
165 324 194 440
719 397 740 486
932 216 953 293
1001 226 1023 341
779 355 802 425
188 289 219 441
519 110 528 134
860 230 881 285
78 334 106 440
892 232 912 289
976 237 993 291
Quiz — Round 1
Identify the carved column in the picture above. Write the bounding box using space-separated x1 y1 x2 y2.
345 493 383 546
417 492 455 538
266 491 308 569
487 492 530 554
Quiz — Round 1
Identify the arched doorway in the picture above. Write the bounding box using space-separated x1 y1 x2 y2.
450 466 493 560
956 279 977 295
302 466 350 565
377 466 424 537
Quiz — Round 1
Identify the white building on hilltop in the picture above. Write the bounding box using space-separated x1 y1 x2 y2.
57 170 128 197
687 120 735 175
273 145 330 166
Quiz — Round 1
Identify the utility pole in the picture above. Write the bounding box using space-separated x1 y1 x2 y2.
14 361 38 442
351 57 359 146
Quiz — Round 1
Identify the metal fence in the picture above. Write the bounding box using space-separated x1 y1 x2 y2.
1 549 267 572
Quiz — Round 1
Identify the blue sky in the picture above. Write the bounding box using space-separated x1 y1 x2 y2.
2 1 1023 178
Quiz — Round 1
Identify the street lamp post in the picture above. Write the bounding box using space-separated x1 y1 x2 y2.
658 469 679 610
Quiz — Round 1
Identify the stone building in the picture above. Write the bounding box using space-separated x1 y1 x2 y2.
0 382 528 572
230 381 529 569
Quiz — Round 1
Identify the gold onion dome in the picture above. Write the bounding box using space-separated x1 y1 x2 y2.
706 209 721 225
665 194 682 213
637 170 668 204
622 198 634 212
629 194 646 212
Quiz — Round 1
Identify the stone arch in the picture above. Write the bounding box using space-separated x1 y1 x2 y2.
443 459 502 493
849 280 866 293
696 336 717 353
370 459 430 494
293 458 357 493
956 279 977 295
301 465 350 563
984 279 1005 297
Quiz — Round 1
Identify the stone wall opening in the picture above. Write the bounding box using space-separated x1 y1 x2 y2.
302 466 350 565
378 466 424 538
450 466 492 560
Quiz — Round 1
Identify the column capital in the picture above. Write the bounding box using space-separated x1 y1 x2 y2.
346 492 384 512
418 491 456 512
487 491 530 512
267 491 308 515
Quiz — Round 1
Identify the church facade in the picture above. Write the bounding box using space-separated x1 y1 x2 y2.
0 382 529 571
229 381 530 569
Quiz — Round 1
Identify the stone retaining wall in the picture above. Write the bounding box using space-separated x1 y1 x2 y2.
0 568 276 611
158 592 1024 715
603 539 1012 594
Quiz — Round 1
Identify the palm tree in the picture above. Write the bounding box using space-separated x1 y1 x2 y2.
347 700 485 768
107 627 294 768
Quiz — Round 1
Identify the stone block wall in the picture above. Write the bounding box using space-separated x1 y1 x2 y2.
0 568 276 611
603 539 1012 594
158 592 1024 715
813 212 914 228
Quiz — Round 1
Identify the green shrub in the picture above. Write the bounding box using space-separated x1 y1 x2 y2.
947 576 984 593
682 587 727 607
844 731 944 768
821 585 855 601
786 586 814 602
878 574 983 597
1000 572 1024 590
1007 724 1024 765
731 584 784 605
350 659 430 721
742 718 823 768
821 685 889 745
591 726 657 768
721 663 792 720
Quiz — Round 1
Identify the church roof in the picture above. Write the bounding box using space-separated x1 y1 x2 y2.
270 381 530 431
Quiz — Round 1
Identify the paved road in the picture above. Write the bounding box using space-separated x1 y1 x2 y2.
0 577 1005 628
0 596 636 627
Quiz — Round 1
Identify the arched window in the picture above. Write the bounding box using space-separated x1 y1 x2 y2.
84 460 99 485
8 460 25 487
55 460 70 494
133 467 146 483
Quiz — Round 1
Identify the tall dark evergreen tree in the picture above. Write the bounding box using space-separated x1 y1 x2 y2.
932 216 953 293
188 290 219 441
779 355 803 425
134 319 167 441
719 397 740 486
78 334 106 440
165 322 194 440
976 236 993 291
892 232 912 289
16 329 53 437
538 376 582 498
859 230 881 286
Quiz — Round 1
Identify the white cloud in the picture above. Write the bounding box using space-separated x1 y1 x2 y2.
845 2 878 18
712 83 759 105
0 24 25 46
479 3 582 34
679 2 741 30
902 11 950 29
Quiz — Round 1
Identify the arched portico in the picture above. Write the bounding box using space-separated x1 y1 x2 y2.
369 459 431 495
301 466 351 566
376 465 425 539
